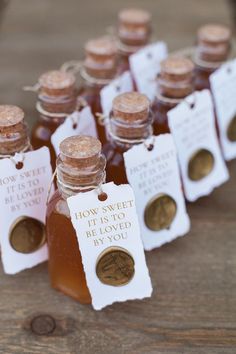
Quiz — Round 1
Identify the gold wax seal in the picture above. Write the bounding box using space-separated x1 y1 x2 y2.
144 194 177 231
227 115 236 142
188 149 214 181
96 247 135 286
9 216 46 254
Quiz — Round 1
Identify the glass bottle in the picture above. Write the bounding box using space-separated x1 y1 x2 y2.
78 36 118 144
117 8 151 74
152 56 194 135
31 70 77 171
194 24 231 90
0 105 31 159
103 92 152 184
46 135 106 304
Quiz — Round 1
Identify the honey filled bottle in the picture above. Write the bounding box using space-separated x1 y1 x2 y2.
46 135 106 304
194 24 231 90
31 70 77 170
117 8 151 74
152 56 194 135
103 92 152 184
0 105 31 159
78 37 118 144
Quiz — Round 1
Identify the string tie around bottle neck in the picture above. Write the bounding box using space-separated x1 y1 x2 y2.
97 113 154 148
0 140 31 168
46 169 106 204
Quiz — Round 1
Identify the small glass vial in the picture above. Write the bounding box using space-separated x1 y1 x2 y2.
46 135 106 304
103 92 152 184
78 36 118 144
117 8 151 74
0 105 31 159
194 24 231 90
152 56 194 135
31 70 77 170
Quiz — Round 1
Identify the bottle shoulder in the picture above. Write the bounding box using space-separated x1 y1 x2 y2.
47 189 70 219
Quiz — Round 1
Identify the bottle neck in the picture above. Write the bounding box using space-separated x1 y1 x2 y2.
117 38 149 57
157 75 194 100
56 154 106 199
0 122 31 156
194 54 223 73
107 110 153 148
80 66 115 88
37 91 77 122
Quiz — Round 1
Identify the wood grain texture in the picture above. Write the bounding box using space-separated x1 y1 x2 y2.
0 1 235 353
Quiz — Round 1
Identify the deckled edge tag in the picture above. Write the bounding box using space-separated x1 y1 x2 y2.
100 71 133 116
51 106 98 156
129 41 168 101
124 134 190 250
210 58 236 161
0 147 53 274
168 89 229 202
67 182 153 310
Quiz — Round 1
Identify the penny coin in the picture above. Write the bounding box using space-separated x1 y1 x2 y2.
144 194 177 231
96 247 135 286
188 149 214 181
227 115 236 142
9 216 46 254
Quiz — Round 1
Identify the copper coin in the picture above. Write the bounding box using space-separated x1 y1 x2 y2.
227 115 236 142
144 194 177 231
188 149 215 181
96 247 135 286
9 216 46 254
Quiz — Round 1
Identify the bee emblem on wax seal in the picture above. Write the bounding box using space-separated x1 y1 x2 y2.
144 194 177 231
188 149 214 181
96 247 135 286
227 115 236 142
9 216 46 254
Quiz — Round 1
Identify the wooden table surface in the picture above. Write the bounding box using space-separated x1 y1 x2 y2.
0 1 235 353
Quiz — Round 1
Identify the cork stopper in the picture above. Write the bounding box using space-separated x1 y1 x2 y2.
197 24 231 62
158 56 194 98
113 92 150 122
118 8 151 47
59 135 102 168
84 37 117 80
110 92 151 139
0 105 24 133
39 70 76 97
0 105 29 155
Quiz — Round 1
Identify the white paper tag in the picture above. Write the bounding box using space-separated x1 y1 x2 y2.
124 134 190 250
100 71 133 116
51 106 97 156
129 41 168 101
168 90 229 202
67 182 152 310
210 59 236 160
0 147 53 274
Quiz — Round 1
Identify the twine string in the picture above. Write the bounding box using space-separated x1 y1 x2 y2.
60 60 83 74
0 142 31 167
96 113 155 149
47 170 106 205
23 83 40 92
36 101 83 119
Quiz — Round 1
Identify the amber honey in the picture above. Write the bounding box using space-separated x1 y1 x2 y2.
46 135 106 304
103 92 152 184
